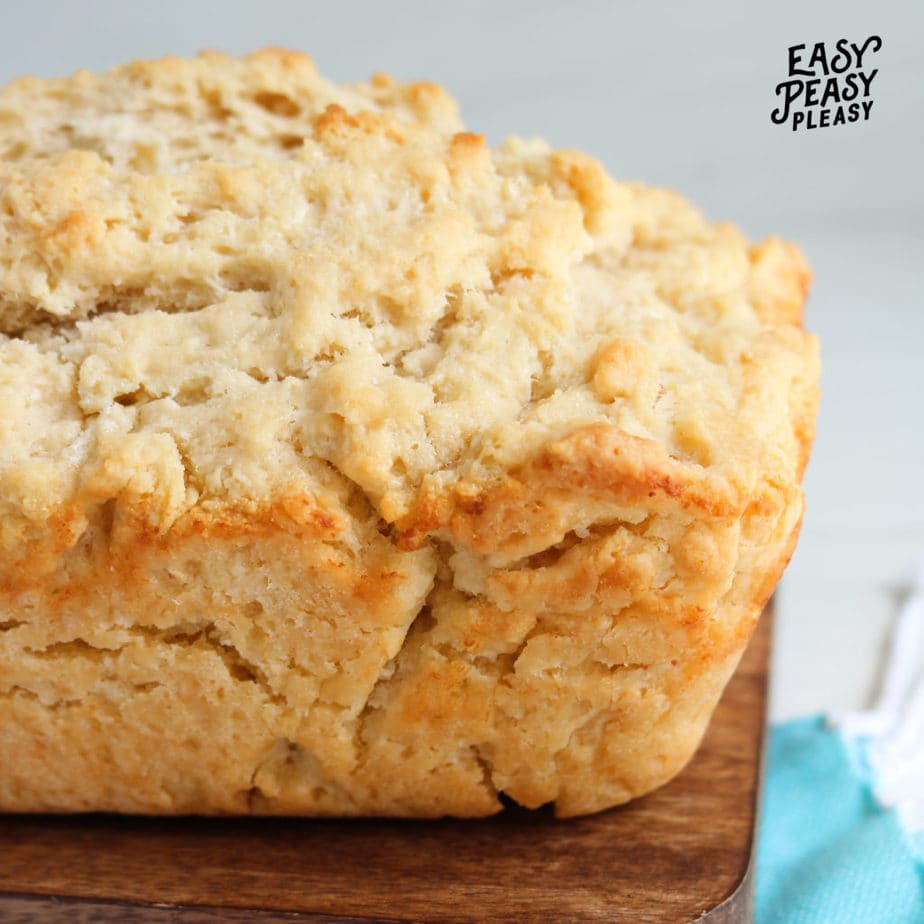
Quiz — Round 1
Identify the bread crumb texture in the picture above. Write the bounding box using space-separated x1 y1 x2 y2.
0 49 819 816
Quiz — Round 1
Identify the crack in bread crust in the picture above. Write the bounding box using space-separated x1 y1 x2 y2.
0 48 819 817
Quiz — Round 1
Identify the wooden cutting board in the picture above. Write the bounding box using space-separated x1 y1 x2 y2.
0 610 771 923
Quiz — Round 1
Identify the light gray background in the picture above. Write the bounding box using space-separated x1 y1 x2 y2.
2 0 921 719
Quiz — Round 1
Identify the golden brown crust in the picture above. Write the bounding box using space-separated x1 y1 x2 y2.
0 48 819 817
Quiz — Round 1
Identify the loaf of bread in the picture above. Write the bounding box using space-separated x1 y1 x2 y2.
0 49 818 817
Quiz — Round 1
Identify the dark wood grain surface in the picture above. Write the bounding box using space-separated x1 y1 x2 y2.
0 611 770 923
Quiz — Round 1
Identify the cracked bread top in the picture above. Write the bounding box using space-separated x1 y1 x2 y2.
0 48 819 585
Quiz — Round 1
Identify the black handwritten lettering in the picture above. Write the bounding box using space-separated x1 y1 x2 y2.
788 43 813 77
771 35 881 131
771 80 804 124
851 36 882 70
820 78 841 106
805 78 822 106
841 73 860 102
807 42 829 74
830 39 852 73
857 70 877 96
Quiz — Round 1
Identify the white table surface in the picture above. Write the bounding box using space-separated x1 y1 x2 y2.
1 0 921 721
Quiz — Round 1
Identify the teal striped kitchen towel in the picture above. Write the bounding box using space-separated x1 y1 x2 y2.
757 563 924 923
